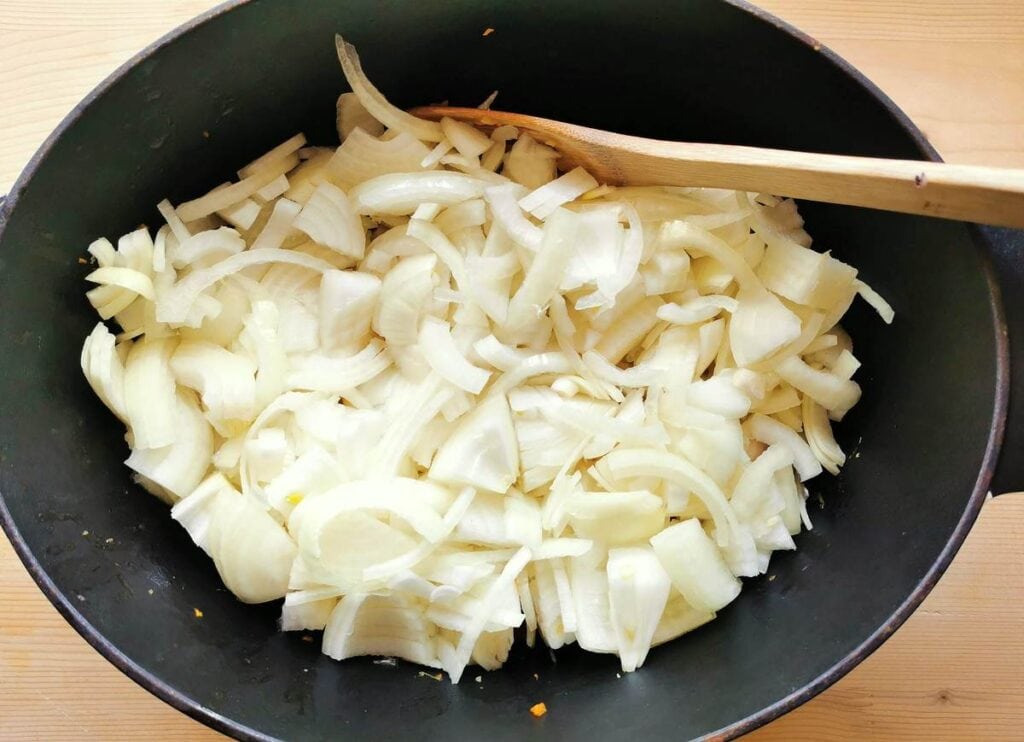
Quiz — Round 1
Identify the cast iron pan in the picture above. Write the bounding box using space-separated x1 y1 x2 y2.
0 1 1020 739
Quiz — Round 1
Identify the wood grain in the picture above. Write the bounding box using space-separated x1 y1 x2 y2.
414 104 1024 227
753 0 1024 167
752 495 1024 740
2 1 1023 739
0 532 224 739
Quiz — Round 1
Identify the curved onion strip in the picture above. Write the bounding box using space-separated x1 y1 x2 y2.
337 93 385 139
602 448 741 543
239 133 307 179
287 341 392 393
350 172 486 216
448 546 531 683
419 318 491 394
484 183 543 249
744 414 822 481
177 165 289 222
84 267 155 301
157 249 335 325
362 487 477 581
335 36 443 142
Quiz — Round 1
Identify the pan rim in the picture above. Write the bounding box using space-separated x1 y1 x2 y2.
0 1 1009 740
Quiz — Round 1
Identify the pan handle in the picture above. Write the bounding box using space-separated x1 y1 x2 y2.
981 225 1024 495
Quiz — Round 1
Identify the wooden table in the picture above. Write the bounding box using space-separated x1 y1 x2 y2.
1 1 1023 738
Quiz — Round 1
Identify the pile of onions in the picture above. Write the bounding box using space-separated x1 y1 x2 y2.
79 36 891 683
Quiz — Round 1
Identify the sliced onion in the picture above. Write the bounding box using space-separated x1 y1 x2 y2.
519 167 599 219
239 133 307 179
350 172 486 216
336 92 385 140
169 227 245 268
157 248 335 325
448 547 531 682
441 116 492 159
484 183 543 249
505 208 580 331
251 198 302 252
855 279 895 324
294 182 366 258
327 127 432 190
287 341 392 393
335 36 443 142
77 43 891 682
85 267 155 301
419 317 491 394
177 163 292 222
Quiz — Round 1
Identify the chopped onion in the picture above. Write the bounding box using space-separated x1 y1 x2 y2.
651 591 714 646
318 269 380 351
744 414 822 481
775 355 862 420
157 199 191 243
239 134 307 179
81 323 129 423
484 183 543 249
434 199 487 235
255 174 290 203
294 183 366 258
505 208 580 331
729 288 803 367
124 337 178 450
125 391 212 503
287 340 391 393
567 490 665 545
170 341 257 423
519 167 599 219
323 592 441 668
217 198 261 230
177 164 291 222
79 40 888 683
350 172 486 216
650 520 741 613
335 36 443 142
570 548 616 652
157 248 335 325
327 128 432 189
607 547 671 672
172 475 297 603
448 547 531 682
658 295 737 325
441 117 492 159
373 253 438 349
85 267 155 302
419 317 491 393
336 92 385 140
854 279 895 324
169 227 245 268
251 198 302 252
504 134 558 190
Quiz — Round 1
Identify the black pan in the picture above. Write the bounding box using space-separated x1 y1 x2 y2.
1 1 1021 739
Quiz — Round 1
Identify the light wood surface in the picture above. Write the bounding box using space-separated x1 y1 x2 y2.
414 103 1024 227
2 1 1023 739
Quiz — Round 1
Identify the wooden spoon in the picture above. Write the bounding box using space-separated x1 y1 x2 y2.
412 106 1024 228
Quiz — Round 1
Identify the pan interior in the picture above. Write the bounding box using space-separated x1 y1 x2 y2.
0 1 998 738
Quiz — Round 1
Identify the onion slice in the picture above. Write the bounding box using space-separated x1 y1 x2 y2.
335 36 444 142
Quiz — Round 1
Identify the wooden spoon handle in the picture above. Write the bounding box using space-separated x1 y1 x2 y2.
413 106 1024 228
596 139 1024 228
